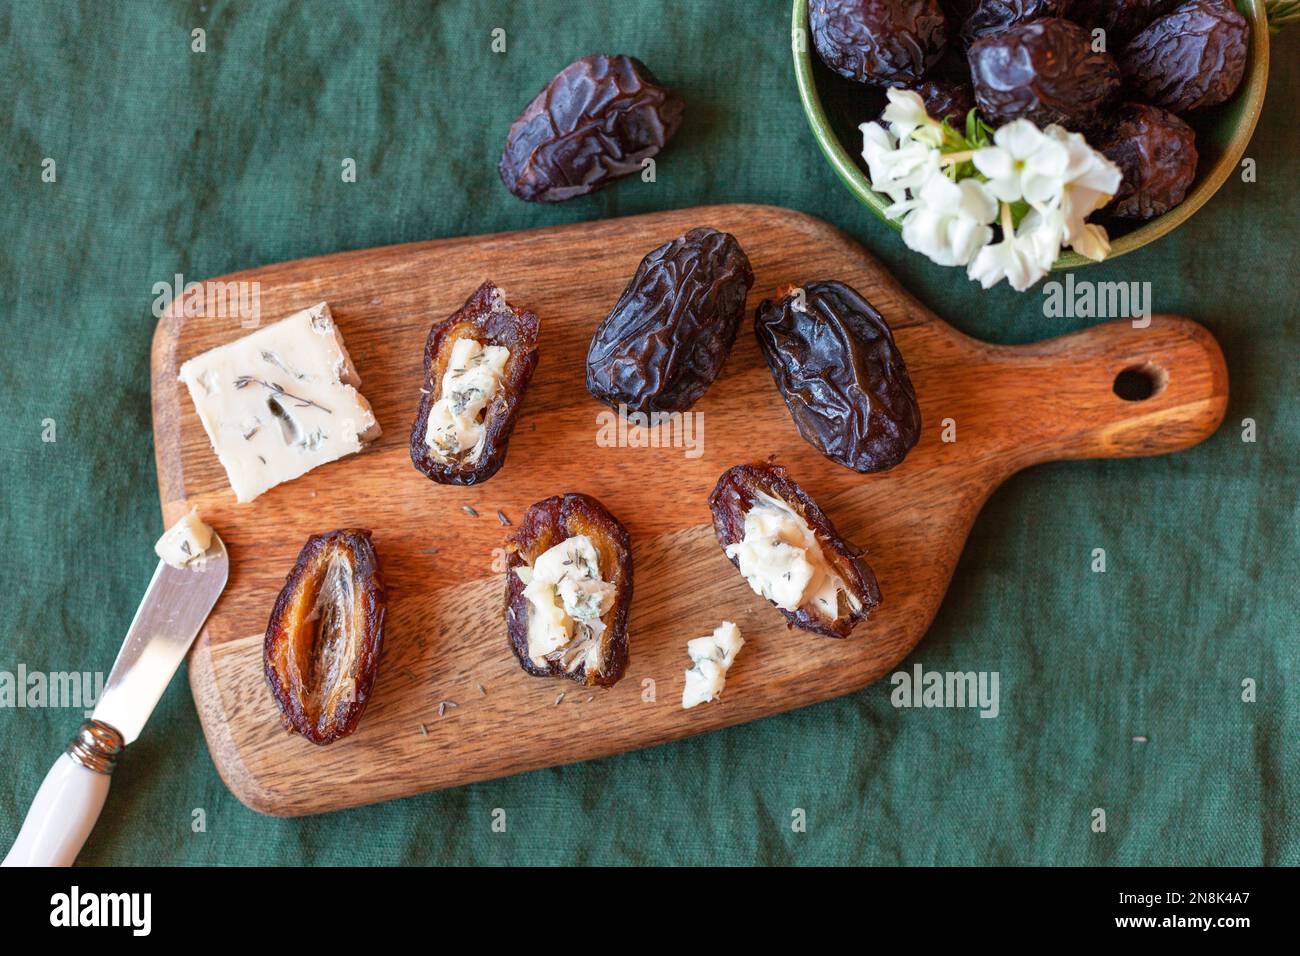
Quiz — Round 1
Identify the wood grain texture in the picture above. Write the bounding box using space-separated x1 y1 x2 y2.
151 204 1228 816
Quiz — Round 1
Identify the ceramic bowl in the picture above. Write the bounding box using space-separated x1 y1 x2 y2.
792 0 1270 268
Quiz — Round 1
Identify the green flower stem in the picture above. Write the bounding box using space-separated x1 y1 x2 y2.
1267 0 1300 31
940 150 975 165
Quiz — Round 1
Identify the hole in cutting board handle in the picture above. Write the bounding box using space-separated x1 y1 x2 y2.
1113 363 1168 402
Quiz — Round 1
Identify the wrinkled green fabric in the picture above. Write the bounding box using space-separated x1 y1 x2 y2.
0 0 1295 866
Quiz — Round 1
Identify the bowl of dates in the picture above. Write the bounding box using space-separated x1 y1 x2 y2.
794 0 1268 267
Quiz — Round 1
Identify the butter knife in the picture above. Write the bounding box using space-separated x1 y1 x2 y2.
2 533 228 867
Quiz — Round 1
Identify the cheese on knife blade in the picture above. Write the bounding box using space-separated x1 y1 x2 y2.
154 508 213 568
178 302 380 503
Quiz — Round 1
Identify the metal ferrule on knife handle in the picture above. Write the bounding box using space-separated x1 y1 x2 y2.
65 720 124 775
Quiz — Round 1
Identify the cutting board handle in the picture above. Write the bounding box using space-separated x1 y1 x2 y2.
975 315 1229 468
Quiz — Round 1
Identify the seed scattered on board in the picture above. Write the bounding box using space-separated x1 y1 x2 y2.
477 683 487 696
437 700 459 718
555 693 565 706
497 509 511 526
1132 735 1149 743
462 505 479 518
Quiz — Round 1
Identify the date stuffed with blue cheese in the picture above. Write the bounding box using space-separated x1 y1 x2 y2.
504 493 633 686
682 621 744 709
410 282 539 485
710 462 880 638
178 302 380 503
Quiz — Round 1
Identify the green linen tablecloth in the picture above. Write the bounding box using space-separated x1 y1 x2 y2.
1 0 1295 866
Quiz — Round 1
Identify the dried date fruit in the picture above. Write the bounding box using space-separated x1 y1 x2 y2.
410 281 539 485
890 47 977 124
499 54 684 203
264 529 387 745
900 77 976 124
1070 0 1176 46
504 493 633 687
1095 102 1197 219
940 0 981 23
809 0 949 87
960 0 1076 46
1119 0 1248 114
754 281 920 474
968 17 1121 131
710 462 880 638
586 227 754 414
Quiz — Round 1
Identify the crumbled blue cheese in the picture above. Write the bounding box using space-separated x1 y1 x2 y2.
178 302 380 503
682 621 744 709
425 337 510 463
154 508 213 569
724 491 861 617
514 534 616 674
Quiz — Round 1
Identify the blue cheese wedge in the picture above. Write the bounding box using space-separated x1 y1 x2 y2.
178 302 380 503
724 491 862 618
514 534 617 674
425 336 511 463
154 508 213 569
682 621 744 709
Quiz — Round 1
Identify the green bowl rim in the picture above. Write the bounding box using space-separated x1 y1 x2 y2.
791 0 1270 271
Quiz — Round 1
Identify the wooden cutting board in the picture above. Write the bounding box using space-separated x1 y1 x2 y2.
151 204 1228 816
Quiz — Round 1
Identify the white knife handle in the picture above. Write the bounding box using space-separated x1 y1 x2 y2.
3 720 123 867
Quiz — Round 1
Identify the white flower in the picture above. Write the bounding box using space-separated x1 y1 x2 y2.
967 203 1051 292
1019 204 1110 264
1070 221 1112 261
898 171 997 267
972 120 1069 205
860 121 940 206
882 89 943 147
1018 206 1069 271
1041 126 1122 259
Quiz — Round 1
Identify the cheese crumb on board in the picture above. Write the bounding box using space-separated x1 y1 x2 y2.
154 508 213 569
682 621 744 709
178 302 381 503
514 534 617 674
724 491 861 617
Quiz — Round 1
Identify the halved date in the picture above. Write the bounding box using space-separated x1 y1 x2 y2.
710 462 880 638
586 227 754 414
504 493 633 686
755 281 920 474
499 54 684 203
410 281 539 485
264 529 387 745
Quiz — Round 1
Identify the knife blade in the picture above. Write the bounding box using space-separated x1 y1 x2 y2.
93 534 230 743
2 531 229 867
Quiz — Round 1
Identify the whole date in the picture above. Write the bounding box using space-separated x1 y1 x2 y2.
809 0 949 87
587 227 754 414
754 281 920 474
499 54 684 203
